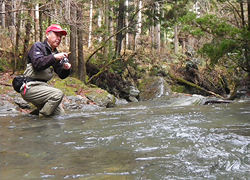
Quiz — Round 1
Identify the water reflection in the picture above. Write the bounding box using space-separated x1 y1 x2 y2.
1 100 250 179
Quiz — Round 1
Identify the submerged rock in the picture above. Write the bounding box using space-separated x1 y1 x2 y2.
170 94 207 106
170 94 234 106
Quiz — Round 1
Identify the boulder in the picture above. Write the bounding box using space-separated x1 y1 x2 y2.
63 95 90 110
14 97 31 109
128 86 140 102
84 88 117 107
0 95 20 114
138 77 172 101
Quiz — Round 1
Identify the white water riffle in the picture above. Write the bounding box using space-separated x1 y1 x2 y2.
1 99 250 179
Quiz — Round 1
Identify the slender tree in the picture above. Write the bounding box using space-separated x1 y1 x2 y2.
135 0 142 50
155 1 161 52
77 5 86 82
34 3 39 42
174 0 178 54
88 0 93 48
69 1 77 75
125 0 129 48
39 3 43 42
22 9 32 67
13 11 20 73
115 0 125 57
1 1 5 28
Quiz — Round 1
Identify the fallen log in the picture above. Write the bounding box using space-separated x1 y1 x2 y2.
169 73 226 99
0 82 12 86
204 99 233 105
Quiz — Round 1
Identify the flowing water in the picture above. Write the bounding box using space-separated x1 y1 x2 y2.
1 98 250 180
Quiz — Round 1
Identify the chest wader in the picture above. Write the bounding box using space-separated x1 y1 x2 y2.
21 64 65 116
21 82 64 116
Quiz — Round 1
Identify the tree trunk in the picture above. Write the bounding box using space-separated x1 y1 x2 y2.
115 0 125 57
248 1 250 31
77 6 86 82
103 0 109 58
155 2 161 52
247 1 250 71
109 3 114 46
13 12 20 72
135 0 142 50
239 1 244 27
35 3 39 42
47 1 52 25
174 25 178 54
125 0 129 49
150 24 155 50
98 7 102 42
39 4 43 42
64 0 70 46
78 28 85 82
69 2 77 75
88 0 93 48
12 0 16 25
65 0 70 22
174 0 178 54
1 1 5 28
22 10 32 68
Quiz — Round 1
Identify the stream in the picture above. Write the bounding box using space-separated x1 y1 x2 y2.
1 98 250 179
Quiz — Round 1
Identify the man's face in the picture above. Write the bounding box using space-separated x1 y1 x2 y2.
46 31 63 50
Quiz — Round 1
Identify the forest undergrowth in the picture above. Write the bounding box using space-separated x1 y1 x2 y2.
0 31 245 100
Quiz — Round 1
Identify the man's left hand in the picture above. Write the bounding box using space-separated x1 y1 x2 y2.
63 62 71 70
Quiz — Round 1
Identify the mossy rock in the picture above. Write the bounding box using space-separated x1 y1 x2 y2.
170 85 185 93
84 88 116 107
52 77 88 96
52 77 116 107
138 76 172 101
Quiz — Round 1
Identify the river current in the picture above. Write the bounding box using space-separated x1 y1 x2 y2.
1 98 250 179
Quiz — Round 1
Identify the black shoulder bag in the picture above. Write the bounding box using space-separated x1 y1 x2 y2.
12 76 26 93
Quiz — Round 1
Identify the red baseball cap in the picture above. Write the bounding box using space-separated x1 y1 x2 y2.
46 24 67 36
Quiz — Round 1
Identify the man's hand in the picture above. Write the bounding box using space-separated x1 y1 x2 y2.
54 52 71 69
54 52 69 61
63 62 71 70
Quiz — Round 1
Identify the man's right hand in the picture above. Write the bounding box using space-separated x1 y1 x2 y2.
54 52 69 61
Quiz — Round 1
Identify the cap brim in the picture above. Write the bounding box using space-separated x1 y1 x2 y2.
52 30 67 36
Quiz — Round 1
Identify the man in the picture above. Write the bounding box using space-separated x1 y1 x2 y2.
21 24 72 117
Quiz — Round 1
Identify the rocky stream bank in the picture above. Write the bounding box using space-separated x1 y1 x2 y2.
0 71 249 117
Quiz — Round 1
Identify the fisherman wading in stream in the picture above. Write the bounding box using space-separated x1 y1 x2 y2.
20 24 72 117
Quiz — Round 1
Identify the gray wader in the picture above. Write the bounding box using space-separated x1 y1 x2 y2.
21 81 64 116
21 63 64 116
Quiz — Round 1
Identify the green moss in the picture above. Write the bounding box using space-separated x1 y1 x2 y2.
52 77 88 96
138 77 156 90
170 85 185 93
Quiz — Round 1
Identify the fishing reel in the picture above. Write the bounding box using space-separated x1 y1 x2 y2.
60 57 69 65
